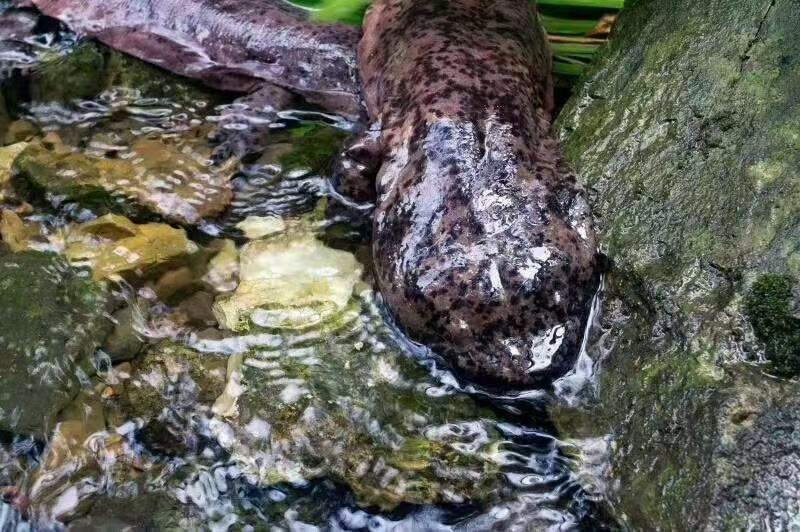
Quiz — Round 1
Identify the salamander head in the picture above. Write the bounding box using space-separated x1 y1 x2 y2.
372 117 600 387
377 214 599 387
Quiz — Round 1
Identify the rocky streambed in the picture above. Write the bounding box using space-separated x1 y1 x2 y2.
0 0 799 530
0 14 609 531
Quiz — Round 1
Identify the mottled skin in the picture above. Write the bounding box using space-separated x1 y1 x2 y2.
356 0 600 386
30 0 363 119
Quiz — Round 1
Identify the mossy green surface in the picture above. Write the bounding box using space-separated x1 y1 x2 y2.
12 139 137 216
277 124 349 173
30 43 107 103
123 342 228 422
745 275 800 377
28 41 222 106
215 292 502 510
0 251 110 436
103 48 222 105
554 0 800 528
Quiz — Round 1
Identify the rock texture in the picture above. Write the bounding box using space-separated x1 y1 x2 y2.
554 0 800 528
0 251 110 436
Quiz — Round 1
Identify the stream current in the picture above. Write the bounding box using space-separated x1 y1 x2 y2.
0 8 618 531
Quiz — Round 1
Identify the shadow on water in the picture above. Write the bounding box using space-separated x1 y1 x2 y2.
0 8 619 532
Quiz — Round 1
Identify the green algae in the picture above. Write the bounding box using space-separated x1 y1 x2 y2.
554 0 800 527
123 342 227 422
275 124 349 174
30 43 107 103
103 49 221 105
13 134 234 224
0 251 111 436
745 275 800 377
29 41 221 106
12 138 140 217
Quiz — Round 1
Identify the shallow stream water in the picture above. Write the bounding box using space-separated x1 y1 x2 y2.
0 10 618 531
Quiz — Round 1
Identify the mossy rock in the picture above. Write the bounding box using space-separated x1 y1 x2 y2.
216 292 502 510
30 42 107 103
28 41 221 106
66 492 186 531
274 124 349 173
12 137 140 216
122 342 228 422
554 0 800 528
0 251 111 436
745 274 800 376
12 136 233 224
103 48 222 105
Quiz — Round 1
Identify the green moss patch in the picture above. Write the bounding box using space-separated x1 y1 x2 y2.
746 275 800 377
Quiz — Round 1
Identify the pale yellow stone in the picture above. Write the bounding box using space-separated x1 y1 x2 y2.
203 239 239 293
0 141 28 187
235 215 286 239
0 210 28 251
213 232 362 331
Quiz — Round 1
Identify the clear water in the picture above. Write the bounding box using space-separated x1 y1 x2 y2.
0 12 617 532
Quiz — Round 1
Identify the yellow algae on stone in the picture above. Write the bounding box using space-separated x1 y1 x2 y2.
124 138 235 224
202 239 239 293
0 210 30 251
0 141 28 187
65 214 197 280
14 135 234 225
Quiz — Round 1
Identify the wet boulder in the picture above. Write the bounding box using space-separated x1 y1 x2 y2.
554 0 800 528
201 288 503 510
0 251 111 436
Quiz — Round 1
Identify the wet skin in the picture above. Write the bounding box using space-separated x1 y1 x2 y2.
30 0 364 120
355 0 601 386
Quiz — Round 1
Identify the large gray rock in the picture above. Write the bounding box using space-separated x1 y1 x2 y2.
0 251 111 437
554 0 800 528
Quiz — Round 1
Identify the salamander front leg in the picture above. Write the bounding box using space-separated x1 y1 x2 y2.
328 123 382 212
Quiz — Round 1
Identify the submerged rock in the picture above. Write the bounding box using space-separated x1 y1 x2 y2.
64 214 198 280
555 0 800 528
0 141 29 205
123 342 228 424
29 42 107 104
200 289 502 510
26 40 220 106
0 142 26 188
13 135 234 225
212 232 363 332
235 215 285 240
0 251 110 436
0 210 28 251
222 123 350 226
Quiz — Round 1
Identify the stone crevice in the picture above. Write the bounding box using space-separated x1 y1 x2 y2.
738 0 777 75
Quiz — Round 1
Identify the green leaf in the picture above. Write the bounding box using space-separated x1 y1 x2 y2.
537 0 624 9
540 15 600 35
552 61 588 76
